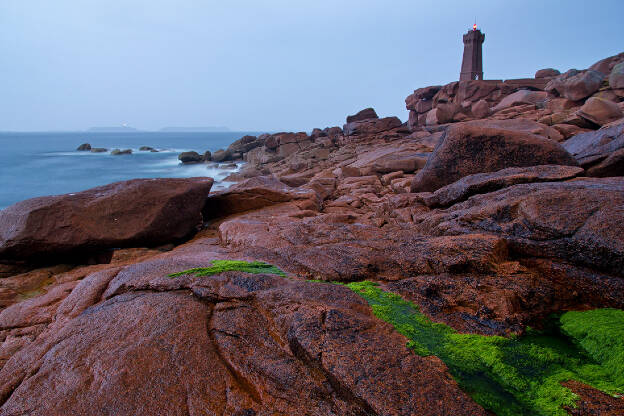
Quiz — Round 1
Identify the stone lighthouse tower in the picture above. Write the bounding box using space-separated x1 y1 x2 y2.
460 24 485 80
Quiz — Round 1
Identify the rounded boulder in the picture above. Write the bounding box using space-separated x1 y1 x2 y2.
411 120 579 192
0 177 214 262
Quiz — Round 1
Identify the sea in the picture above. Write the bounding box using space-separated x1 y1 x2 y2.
0 131 261 210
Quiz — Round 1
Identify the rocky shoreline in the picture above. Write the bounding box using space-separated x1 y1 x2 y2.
1 53 624 415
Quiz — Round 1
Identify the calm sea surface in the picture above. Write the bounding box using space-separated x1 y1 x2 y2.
0 131 259 210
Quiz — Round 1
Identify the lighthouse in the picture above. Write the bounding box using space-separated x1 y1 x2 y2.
460 24 485 81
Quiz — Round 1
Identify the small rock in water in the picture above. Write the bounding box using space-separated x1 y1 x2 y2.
139 146 157 152
111 148 132 155
203 150 212 161
90 147 108 153
76 143 91 151
178 151 203 163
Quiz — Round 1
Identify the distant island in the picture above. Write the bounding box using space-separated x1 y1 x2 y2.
87 126 139 132
159 126 230 132
84 126 231 132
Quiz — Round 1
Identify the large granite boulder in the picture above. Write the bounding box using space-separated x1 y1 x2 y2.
324 126 343 138
577 97 624 126
455 80 502 104
346 107 378 123
449 118 563 142
343 116 402 136
203 175 317 219
245 146 283 166
609 62 624 89
277 132 312 157
227 135 264 154
348 145 429 175
178 151 203 163
586 148 624 177
426 103 461 125
491 90 548 113
535 68 560 78
0 178 214 262
589 52 624 76
405 86 442 110
545 69 605 101
420 177 624 276
411 120 579 192
562 119 624 173
471 99 490 119
211 149 230 162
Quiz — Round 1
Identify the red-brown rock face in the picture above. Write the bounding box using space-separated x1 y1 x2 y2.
410 120 578 192
0 252 488 416
0 177 213 263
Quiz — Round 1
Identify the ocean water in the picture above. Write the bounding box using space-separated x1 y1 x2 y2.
0 131 260 210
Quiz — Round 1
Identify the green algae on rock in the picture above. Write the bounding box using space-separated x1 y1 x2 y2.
168 260 286 278
346 281 624 416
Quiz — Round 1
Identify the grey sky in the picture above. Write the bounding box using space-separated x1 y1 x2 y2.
1 0 622 132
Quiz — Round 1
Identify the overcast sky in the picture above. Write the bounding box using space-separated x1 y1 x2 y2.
1 0 623 132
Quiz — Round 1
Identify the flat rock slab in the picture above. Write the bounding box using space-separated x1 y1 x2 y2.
349 145 429 174
0 177 213 262
419 164 584 207
203 175 317 220
563 120 624 169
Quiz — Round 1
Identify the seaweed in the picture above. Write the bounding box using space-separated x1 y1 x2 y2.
346 281 624 416
169 260 286 278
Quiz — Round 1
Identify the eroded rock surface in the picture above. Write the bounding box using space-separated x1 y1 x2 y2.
0 250 487 416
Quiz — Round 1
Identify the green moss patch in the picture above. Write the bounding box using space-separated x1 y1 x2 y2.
169 260 286 278
346 281 624 416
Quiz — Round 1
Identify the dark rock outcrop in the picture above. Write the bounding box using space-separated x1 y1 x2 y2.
346 107 378 123
110 148 132 155
211 149 230 162
76 143 91 151
178 151 203 163
227 135 264 154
